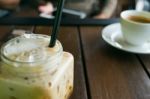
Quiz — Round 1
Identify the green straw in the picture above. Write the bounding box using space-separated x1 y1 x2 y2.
49 0 65 47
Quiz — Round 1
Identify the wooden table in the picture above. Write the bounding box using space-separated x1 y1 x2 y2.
0 8 150 99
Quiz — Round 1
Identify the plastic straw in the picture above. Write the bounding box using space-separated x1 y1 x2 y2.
49 0 65 47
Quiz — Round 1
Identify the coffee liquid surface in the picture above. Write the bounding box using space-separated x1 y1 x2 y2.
127 15 150 23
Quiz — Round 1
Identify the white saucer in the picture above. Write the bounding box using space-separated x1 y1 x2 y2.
102 23 150 54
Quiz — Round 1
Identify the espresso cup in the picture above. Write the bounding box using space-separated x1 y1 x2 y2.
120 10 150 46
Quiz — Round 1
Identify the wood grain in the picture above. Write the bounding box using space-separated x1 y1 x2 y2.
137 55 150 77
80 26 150 99
0 26 13 45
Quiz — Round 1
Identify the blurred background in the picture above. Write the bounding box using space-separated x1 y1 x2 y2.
0 0 149 19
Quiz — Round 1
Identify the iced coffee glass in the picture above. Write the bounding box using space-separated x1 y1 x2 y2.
0 34 74 99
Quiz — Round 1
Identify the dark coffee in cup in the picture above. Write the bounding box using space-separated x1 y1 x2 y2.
127 15 150 23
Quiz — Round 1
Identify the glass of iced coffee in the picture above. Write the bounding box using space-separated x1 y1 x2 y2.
0 34 74 99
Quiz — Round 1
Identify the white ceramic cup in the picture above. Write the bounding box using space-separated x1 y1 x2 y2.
120 10 150 46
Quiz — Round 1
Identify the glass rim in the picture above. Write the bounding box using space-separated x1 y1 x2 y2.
121 10 150 25
0 34 63 64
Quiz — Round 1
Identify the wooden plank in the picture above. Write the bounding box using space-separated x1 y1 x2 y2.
0 26 13 45
137 55 150 76
80 26 150 99
14 26 34 31
34 26 52 35
0 26 34 44
34 26 88 99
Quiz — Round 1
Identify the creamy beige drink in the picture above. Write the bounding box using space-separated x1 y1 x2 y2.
0 34 74 99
